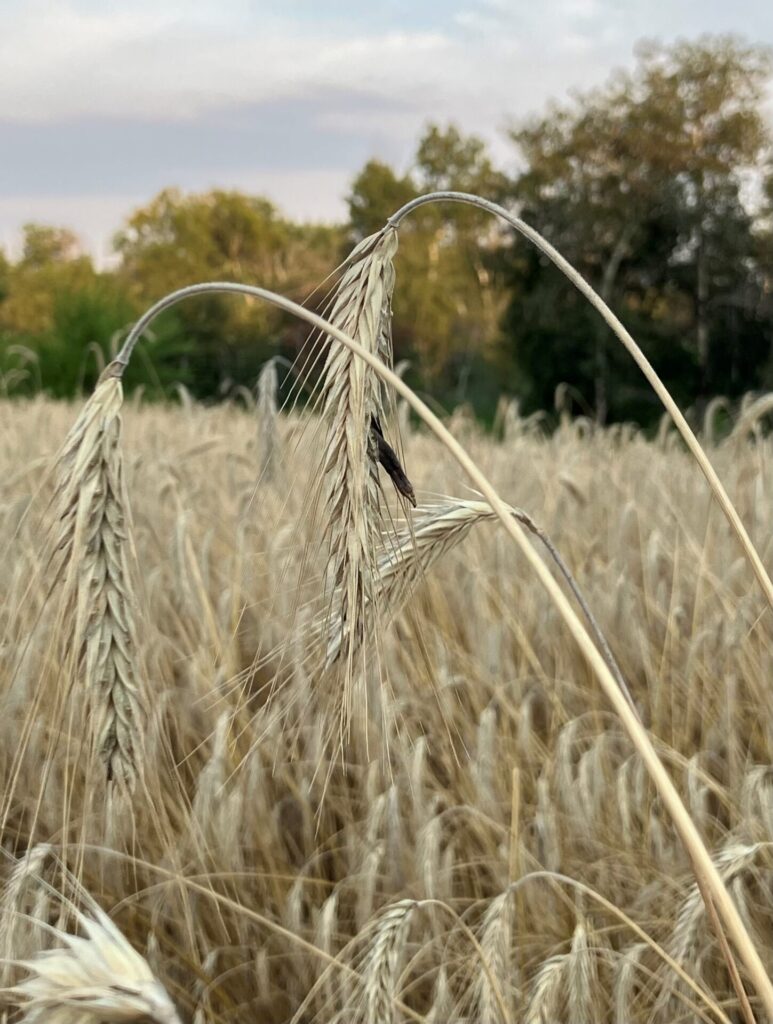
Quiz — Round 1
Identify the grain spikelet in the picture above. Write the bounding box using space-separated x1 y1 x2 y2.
355 844 384 931
613 943 646 1024
319 494 636 721
476 892 514 1023
535 775 560 872
9 902 181 1023
427 965 453 1024
417 812 443 900
671 843 761 965
50 362 146 789
318 227 406 722
363 899 415 1024
475 703 499 814
314 891 340 1012
655 843 763 1021
192 949 219 1024
525 954 566 1024
192 713 230 830
256 358 279 480
322 499 497 668
567 919 599 1024
730 392 773 442
741 766 773 840
0 845 53 987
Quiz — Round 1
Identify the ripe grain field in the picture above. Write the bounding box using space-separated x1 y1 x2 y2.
3 198 773 1023
3 390 773 1022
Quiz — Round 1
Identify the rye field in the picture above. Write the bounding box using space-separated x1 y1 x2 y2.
2 209 773 1023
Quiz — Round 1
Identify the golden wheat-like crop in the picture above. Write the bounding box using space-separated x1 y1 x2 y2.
3 389 773 1022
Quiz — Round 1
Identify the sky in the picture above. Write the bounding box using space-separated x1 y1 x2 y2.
1 0 772 261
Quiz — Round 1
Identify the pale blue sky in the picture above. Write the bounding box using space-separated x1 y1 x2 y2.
1 0 771 259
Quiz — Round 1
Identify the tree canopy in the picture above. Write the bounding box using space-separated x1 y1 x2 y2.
504 35 773 421
1 36 771 424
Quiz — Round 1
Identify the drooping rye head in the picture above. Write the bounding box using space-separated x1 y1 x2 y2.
318 227 405 721
48 361 147 790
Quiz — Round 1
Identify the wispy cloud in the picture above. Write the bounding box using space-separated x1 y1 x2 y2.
0 3 453 122
0 0 771 251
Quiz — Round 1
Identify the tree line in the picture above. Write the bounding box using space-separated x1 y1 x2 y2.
1 36 772 426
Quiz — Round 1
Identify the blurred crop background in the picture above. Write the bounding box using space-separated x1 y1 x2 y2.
5 392 773 1021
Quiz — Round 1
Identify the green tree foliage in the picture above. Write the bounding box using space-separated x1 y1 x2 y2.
503 36 773 422
0 249 9 305
347 160 417 237
114 189 343 396
1 37 772 423
348 125 509 408
21 225 81 268
0 225 134 396
1 225 94 336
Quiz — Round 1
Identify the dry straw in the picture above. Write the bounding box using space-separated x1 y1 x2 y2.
5 376 772 1019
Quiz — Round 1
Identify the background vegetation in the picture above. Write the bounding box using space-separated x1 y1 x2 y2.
1 35 772 423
